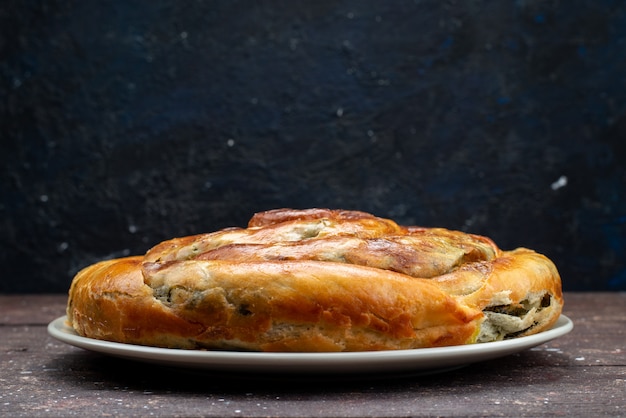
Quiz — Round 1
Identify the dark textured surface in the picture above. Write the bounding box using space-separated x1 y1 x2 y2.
1 1 625 292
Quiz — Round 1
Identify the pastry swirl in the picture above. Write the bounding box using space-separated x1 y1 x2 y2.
67 208 563 351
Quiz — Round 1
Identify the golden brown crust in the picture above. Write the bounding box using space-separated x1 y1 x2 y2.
67 208 563 351
142 259 483 351
67 257 206 347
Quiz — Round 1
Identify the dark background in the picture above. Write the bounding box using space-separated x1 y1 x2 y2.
2 1 625 293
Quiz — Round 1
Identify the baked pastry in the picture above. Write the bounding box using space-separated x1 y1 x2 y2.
67 208 563 352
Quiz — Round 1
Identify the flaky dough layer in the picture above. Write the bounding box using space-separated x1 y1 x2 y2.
67 208 563 352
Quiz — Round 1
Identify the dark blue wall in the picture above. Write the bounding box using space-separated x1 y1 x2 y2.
2 1 625 292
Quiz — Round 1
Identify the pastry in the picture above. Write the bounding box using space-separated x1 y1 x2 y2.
67 208 563 351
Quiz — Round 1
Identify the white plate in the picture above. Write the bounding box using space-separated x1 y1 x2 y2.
48 315 572 376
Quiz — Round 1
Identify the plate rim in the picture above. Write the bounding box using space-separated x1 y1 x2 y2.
48 315 573 374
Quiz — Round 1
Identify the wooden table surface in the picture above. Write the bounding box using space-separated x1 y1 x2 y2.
1 293 624 417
